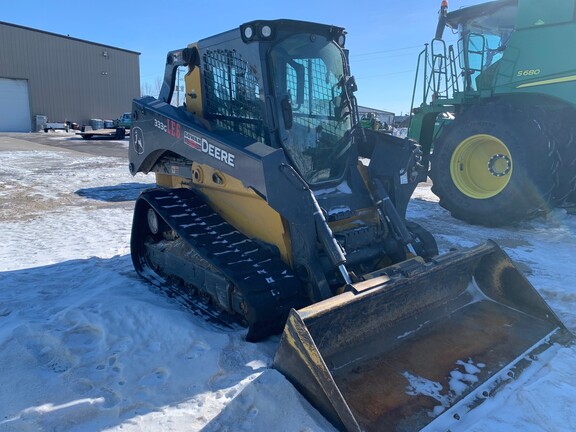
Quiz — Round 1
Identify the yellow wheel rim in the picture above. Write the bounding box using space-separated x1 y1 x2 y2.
450 134 513 199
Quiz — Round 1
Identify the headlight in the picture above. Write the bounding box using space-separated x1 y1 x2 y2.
241 21 275 42
243 25 254 40
260 25 273 38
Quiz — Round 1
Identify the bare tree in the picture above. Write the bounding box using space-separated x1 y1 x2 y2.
140 77 163 97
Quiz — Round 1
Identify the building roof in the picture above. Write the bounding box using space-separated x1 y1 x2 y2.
357 105 395 116
0 20 140 55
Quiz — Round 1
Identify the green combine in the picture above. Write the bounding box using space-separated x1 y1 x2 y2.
409 0 576 225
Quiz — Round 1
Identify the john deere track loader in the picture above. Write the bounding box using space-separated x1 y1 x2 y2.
409 0 576 226
128 20 571 431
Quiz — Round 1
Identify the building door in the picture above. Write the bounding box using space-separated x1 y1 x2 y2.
0 78 31 132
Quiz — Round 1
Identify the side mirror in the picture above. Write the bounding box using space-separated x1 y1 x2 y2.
332 76 357 121
281 95 293 130
345 75 358 93
287 60 305 107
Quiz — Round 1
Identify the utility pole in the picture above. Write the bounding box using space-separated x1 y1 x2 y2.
176 67 181 106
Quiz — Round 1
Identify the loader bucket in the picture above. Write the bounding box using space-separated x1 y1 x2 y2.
274 241 572 432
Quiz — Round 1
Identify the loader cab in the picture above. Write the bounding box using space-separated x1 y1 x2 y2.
194 20 357 187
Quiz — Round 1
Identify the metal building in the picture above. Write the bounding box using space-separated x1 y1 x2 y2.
0 21 140 132
357 106 395 127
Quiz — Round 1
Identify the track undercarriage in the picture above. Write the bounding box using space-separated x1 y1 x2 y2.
130 188 305 341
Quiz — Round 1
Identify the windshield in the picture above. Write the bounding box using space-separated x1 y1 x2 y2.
458 5 516 90
270 34 352 185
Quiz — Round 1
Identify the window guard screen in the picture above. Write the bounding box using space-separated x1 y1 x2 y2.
203 49 265 143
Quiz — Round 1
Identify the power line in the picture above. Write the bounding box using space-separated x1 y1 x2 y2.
350 44 425 57
355 69 416 80
351 50 424 63
351 37 460 56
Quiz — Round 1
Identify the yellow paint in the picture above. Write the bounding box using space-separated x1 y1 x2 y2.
191 162 292 265
285 313 326 375
329 207 380 235
156 168 292 264
155 172 187 188
450 134 512 199
185 43 204 116
517 74 576 88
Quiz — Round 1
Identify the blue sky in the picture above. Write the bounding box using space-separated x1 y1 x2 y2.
3 0 485 115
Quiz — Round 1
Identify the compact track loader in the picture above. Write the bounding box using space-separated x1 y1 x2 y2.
128 20 572 431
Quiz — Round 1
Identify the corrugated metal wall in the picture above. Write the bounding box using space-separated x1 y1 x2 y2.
0 21 140 130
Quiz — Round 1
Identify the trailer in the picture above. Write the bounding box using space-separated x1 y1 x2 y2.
76 127 128 140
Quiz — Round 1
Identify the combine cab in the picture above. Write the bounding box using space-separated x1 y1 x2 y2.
128 19 572 431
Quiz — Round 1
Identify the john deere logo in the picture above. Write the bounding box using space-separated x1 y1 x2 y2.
132 127 144 155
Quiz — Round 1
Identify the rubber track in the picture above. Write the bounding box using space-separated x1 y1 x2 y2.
138 188 305 341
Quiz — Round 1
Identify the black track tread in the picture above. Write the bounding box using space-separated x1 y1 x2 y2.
136 188 305 341
548 108 576 203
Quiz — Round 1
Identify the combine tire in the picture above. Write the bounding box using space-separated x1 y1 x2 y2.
550 111 576 203
430 104 558 226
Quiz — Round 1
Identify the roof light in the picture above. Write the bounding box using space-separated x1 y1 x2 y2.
260 25 273 38
240 21 275 42
243 26 254 40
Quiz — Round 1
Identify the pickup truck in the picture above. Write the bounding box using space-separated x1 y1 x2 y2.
43 122 69 132
113 112 132 129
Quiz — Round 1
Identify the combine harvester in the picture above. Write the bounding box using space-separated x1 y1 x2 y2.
409 0 576 226
127 18 573 431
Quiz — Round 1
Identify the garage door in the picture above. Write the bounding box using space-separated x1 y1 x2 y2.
0 78 31 132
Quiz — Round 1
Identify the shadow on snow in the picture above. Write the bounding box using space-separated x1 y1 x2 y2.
0 255 282 431
75 183 154 202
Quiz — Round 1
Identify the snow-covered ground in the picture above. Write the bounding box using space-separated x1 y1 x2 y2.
0 135 575 431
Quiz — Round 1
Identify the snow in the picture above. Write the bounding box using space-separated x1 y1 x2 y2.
1 137 576 431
